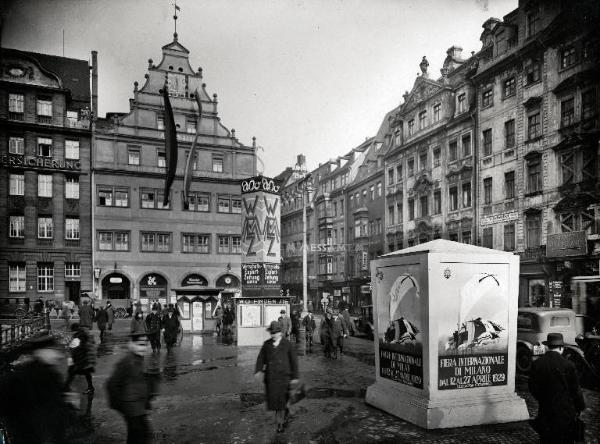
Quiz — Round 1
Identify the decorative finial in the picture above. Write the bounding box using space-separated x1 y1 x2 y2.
173 1 180 38
134 81 138 92
213 93 218 102
420 56 429 76
148 59 153 69
198 67 203 78
231 129 236 139
252 136 256 147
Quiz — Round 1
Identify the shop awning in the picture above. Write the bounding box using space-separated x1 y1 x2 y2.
173 286 224 300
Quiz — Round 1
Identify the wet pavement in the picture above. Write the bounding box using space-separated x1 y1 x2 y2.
51 319 599 444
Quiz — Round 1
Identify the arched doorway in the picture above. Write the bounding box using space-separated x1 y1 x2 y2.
216 273 240 307
101 273 130 300
139 273 168 311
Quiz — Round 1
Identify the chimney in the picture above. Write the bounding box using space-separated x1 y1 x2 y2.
91 50 98 120
296 154 306 168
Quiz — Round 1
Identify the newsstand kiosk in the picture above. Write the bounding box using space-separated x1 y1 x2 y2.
365 239 529 428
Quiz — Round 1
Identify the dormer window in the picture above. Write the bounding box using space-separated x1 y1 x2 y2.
457 94 466 113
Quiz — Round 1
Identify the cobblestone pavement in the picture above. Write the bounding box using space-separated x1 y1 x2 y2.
50 319 598 444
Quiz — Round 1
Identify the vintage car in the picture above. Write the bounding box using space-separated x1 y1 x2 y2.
351 304 374 340
516 307 583 372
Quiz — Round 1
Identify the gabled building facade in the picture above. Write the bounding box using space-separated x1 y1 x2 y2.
0 48 93 310
93 35 256 330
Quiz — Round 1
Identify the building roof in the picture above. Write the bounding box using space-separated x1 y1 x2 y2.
384 239 514 257
0 47 90 102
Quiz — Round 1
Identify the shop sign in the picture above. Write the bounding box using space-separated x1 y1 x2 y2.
139 273 167 299
546 231 587 258
333 289 341 296
263 263 280 287
182 274 208 287
480 210 519 226
0 154 82 171
361 284 371 294
342 287 350 294
549 281 563 308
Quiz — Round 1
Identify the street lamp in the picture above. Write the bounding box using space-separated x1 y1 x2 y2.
297 174 313 314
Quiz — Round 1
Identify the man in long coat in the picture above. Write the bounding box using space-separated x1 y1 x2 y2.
302 310 317 351
95 306 109 343
145 305 162 353
106 300 115 331
162 308 180 352
78 299 94 330
319 310 336 359
332 310 349 357
254 321 299 433
64 323 97 394
529 332 586 443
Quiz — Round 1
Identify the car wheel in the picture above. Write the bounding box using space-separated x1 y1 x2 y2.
516 345 532 373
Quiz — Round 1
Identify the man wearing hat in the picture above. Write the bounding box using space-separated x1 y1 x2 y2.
529 332 586 443
278 309 291 339
254 321 299 433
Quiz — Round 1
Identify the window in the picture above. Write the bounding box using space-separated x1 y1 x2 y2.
527 12 540 37
482 227 493 248
505 171 515 199
98 231 129 251
396 164 403 181
37 137 52 157
9 136 24 155
217 235 241 253
377 182 382 197
433 148 441 167
462 135 471 157
449 186 458 211
419 110 427 129
388 205 395 225
482 89 494 107
483 129 492 156
526 214 542 249
37 263 54 292
66 110 78 125
182 233 211 253
484 177 492 205
505 120 515 148
98 186 129 207
65 176 79 199
449 141 458 162
157 116 165 131
65 218 80 240
65 140 79 159
218 195 242 213
419 195 428 217
433 104 441 122
9 216 24 238
528 112 541 139
212 156 224 173
526 62 541 85
504 224 516 251
9 264 26 292
38 174 53 197
8 93 24 117
408 119 415 136
560 47 577 69
561 97 575 127
462 182 471 208
141 232 172 252
527 158 542 193
141 188 169 209
394 131 401 146
388 168 394 185
65 263 81 278
187 120 196 134
503 77 516 98
157 149 166 168
462 231 472 244
433 190 441 214
457 93 466 113
396 203 403 223
404 198 413 220
582 89 597 120
407 158 414 176
419 152 427 170
369 185 375 200
449 233 458 242
560 149 596 185
128 146 140 165
9 174 24 196
36 98 52 122
37 217 53 239
186 192 210 212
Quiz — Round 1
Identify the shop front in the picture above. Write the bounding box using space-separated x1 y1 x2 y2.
174 273 221 332
139 273 168 312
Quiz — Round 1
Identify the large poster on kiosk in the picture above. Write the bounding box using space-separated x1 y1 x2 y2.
436 263 509 390
376 263 424 389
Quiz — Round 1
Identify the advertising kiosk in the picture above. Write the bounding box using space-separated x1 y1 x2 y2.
365 239 529 428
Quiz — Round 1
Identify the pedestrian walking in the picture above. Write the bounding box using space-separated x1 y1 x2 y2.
254 321 299 433
319 310 336 359
290 310 301 343
162 307 180 352
95 306 109 343
106 334 154 444
78 299 94 330
332 310 349 356
131 312 147 335
106 300 115 331
529 332 586 443
340 307 354 336
62 302 73 330
302 310 317 351
278 309 291 339
222 304 235 344
64 323 97 394
145 304 162 353
214 305 223 336
0 332 70 444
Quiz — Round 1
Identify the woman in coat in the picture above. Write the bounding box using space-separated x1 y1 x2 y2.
130 312 146 335
319 310 336 359
64 323 97 394
255 321 299 433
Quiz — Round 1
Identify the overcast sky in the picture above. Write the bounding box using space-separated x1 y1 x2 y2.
2 0 516 176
